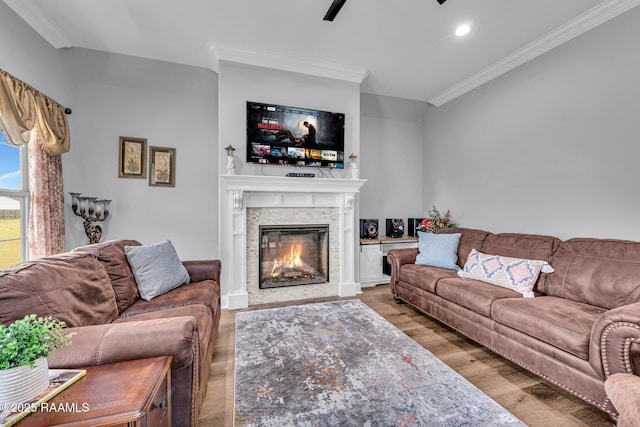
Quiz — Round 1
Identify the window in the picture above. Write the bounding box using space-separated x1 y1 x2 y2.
0 130 28 269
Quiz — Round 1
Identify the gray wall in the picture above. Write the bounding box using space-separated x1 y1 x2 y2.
5 0 640 262
423 6 640 241
217 61 360 178
0 2 71 107
1 0 220 259
61 49 219 259
360 94 428 236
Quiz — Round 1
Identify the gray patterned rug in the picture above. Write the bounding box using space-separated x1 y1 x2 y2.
234 299 525 426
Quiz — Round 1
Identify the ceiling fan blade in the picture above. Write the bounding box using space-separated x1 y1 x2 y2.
323 0 347 21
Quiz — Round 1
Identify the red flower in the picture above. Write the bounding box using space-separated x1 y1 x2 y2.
422 219 435 228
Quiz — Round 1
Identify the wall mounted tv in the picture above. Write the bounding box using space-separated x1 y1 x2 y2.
246 101 345 168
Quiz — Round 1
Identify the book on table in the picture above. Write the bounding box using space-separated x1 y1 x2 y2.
0 369 86 427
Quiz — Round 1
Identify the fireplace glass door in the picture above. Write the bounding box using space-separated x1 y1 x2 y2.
259 224 329 289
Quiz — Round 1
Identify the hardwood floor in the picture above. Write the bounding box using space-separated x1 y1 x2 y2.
198 284 614 426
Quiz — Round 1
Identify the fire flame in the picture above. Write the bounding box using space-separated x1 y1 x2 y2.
271 243 303 277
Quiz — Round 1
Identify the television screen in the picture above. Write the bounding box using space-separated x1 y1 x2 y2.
246 101 345 168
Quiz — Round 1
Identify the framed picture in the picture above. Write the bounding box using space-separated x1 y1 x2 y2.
149 146 176 187
118 137 147 179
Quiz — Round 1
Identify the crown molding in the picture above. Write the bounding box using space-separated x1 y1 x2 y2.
3 0 71 49
209 41 369 84
428 0 640 106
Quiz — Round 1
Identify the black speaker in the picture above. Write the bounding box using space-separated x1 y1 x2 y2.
386 218 405 238
408 218 425 237
360 219 379 239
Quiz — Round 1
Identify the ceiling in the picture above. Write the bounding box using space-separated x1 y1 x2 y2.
5 0 639 106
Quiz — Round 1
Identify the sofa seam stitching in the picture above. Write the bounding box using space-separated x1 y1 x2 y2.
600 322 640 378
94 325 112 365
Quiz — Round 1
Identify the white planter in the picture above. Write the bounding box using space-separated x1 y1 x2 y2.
0 357 50 404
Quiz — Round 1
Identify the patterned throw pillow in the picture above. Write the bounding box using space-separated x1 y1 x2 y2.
457 248 554 298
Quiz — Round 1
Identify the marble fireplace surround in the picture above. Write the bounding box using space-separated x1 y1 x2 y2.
220 175 366 309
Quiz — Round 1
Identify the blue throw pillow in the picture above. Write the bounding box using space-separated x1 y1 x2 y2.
125 240 191 301
415 231 461 270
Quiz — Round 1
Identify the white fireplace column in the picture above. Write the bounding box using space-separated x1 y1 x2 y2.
220 175 366 309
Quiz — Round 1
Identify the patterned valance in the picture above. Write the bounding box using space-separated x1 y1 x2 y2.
0 68 70 156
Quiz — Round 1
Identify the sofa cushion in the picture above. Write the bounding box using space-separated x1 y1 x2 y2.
398 264 459 293
438 227 491 268
481 233 561 261
547 238 640 309
120 279 219 318
491 296 606 359
0 252 118 327
125 240 191 301
415 232 461 270
480 233 561 293
73 239 142 313
457 249 553 298
436 276 522 317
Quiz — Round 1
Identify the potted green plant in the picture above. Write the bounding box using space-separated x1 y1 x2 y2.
0 314 74 405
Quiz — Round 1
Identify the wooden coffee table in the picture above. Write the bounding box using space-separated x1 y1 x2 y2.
16 356 172 427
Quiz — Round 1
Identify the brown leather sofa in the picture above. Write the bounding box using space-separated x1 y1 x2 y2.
388 227 640 419
0 239 221 427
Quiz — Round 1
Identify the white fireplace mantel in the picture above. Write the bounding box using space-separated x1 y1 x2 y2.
221 174 366 198
219 175 367 309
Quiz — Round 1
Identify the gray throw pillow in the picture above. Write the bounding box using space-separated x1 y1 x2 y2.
124 240 190 301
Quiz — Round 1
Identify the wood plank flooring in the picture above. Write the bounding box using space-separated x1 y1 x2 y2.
197 284 614 426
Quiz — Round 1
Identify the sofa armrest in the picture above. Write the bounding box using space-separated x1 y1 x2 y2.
387 248 419 266
183 259 221 284
605 373 640 426
590 302 640 379
47 317 198 370
387 248 419 297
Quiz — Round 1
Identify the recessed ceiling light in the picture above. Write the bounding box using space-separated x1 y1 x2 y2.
455 24 471 37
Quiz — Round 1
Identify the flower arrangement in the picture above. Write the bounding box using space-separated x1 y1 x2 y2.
416 206 456 233
0 314 74 370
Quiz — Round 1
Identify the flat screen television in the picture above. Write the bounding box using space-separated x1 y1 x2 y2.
246 101 345 168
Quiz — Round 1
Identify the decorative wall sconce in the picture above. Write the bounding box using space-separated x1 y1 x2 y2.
225 144 236 175
69 192 111 244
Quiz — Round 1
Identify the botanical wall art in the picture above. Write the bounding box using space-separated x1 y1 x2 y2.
118 136 147 179
149 146 176 187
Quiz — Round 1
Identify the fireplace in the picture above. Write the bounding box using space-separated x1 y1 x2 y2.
259 224 329 289
220 175 366 308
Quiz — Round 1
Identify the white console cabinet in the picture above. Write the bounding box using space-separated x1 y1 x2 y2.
359 237 418 287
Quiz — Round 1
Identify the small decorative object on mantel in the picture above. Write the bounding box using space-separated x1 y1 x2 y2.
348 152 359 179
416 206 456 233
0 315 74 408
225 144 236 175
69 192 111 244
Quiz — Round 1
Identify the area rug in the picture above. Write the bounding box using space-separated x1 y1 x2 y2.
234 299 525 426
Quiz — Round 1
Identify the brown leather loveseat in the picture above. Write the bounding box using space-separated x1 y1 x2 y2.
388 227 640 420
0 239 221 427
